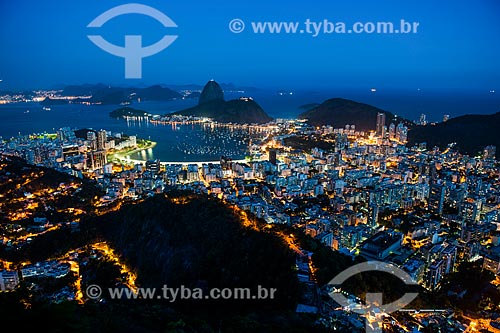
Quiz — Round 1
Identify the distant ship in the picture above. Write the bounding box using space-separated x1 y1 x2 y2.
42 106 51 111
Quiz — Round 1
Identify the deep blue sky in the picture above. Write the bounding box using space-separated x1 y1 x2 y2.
0 0 499 91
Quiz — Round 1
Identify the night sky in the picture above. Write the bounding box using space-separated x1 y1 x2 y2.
0 0 499 91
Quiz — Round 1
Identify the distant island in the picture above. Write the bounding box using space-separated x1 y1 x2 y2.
298 97 412 131
109 107 150 119
172 80 273 124
40 84 181 105
38 97 68 106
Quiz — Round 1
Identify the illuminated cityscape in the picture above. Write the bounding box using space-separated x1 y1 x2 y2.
1 0 500 332
1 103 500 331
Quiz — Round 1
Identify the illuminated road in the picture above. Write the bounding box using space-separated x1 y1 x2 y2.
91 242 138 293
68 260 84 304
18 225 60 242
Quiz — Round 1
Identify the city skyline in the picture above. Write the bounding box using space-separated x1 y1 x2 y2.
1 109 499 331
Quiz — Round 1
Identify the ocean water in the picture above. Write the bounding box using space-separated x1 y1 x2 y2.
1 89 499 161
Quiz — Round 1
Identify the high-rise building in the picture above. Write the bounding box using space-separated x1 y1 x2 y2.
62 144 80 160
269 149 277 165
419 113 427 125
368 204 379 227
441 244 457 274
97 130 107 150
87 131 96 141
425 259 444 290
460 197 482 223
483 254 500 275
220 156 232 170
483 145 496 160
87 131 97 150
128 135 137 147
396 123 408 143
186 164 199 182
0 270 20 291
340 226 362 250
87 150 107 171
146 159 161 174
103 163 114 175
428 183 445 215
376 112 386 137
388 123 396 140
56 129 65 141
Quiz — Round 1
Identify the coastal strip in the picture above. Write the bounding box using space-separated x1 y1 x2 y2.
108 140 157 162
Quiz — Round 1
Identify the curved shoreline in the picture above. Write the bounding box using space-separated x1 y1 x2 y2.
109 141 252 165
108 141 157 161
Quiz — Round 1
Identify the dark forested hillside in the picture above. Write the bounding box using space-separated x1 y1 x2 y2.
408 112 500 157
98 193 299 310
